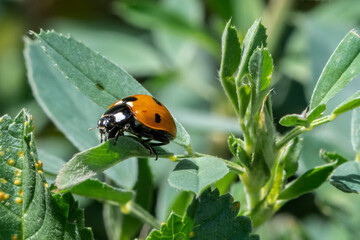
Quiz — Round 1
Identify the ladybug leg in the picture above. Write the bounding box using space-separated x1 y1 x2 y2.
114 130 124 145
142 140 170 160
139 139 157 159
113 123 131 145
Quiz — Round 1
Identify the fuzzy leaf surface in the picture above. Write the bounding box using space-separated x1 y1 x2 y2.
33 30 190 148
220 20 241 113
55 137 170 190
168 157 229 195
24 37 102 151
236 19 267 84
279 114 308 127
249 47 273 92
310 30 360 110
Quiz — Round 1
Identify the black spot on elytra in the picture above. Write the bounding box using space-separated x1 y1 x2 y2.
153 97 163 106
122 96 138 102
155 113 161 123
96 83 104 90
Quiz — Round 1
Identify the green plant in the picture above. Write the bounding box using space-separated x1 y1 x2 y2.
1 18 360 239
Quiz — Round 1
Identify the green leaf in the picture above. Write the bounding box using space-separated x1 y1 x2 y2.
24 40 140 188
55 137 169 190
281 137 303 178
186 188 259 240
32 30 190 148
220 19 241 113
0 110 93 239
24 37 102 151
220 20 241 78
168 157 229 195
352 108 360 153
249 47 273 92
147 188 259 240
332 90 360 116
238 84 251 119
319 149 348 164
278 162 338 200
310 30 360 110
280 105 326 128
228 133 250 167
279 114 308 127
330 161 360 193
69 179 134 206
307 104 326 124
236 18 267 85
146 213 192 240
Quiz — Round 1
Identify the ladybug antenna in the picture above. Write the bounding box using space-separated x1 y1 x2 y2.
88 126 99 131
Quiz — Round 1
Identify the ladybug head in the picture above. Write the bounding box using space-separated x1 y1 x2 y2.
97 115 115 134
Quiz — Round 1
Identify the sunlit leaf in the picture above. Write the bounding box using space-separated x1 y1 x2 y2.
220 19 241 113
236 19 267 84
310 30 360 110
24 38 102 151
332 90 360 116
279 114 308 127
32 30 190 148
55 137 170 190
249 47 273 91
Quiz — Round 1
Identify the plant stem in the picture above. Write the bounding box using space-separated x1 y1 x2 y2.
275 126 304 149
129 202 161 229
275 115 334 149
240 172 264 209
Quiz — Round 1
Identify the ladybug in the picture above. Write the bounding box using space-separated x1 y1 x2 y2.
97 94 177 159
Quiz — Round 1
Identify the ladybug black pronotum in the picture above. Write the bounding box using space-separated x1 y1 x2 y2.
96 94 177 159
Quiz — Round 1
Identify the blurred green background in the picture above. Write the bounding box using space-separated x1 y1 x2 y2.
1 0 360 239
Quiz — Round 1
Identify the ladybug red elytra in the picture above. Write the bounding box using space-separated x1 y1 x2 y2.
96 94 177 159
